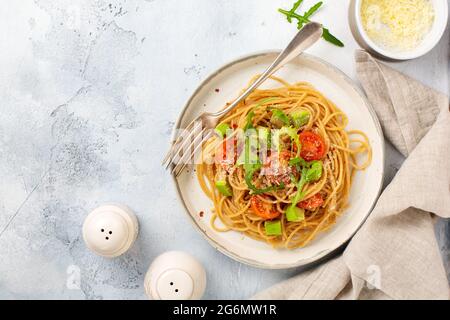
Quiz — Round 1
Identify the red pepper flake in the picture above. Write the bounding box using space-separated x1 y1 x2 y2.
215 88 220 93
232 124 238 129
199 211 204 217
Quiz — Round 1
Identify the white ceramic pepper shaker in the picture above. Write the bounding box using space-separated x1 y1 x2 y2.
82 204 139 258
144 251 207 300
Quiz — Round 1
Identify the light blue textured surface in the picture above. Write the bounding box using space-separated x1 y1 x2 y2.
0 0 448 299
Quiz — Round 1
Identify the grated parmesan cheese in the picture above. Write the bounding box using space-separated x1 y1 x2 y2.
360 0 435 51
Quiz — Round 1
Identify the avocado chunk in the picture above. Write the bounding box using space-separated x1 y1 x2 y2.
285 206 305 222
270 109 290 128
265 220 282 236
215 180 233 197
290 110 310 128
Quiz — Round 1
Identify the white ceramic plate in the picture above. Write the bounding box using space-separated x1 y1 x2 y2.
172 52 384 269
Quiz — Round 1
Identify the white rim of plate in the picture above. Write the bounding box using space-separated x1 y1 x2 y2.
170 51 385 269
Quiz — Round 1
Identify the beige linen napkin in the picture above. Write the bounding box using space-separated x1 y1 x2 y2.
253 50 450 300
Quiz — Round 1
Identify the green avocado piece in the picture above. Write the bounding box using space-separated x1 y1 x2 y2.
290 110 310 128
265 220 282 236
285 206 305 222
270 109 290 127
215 180 233 197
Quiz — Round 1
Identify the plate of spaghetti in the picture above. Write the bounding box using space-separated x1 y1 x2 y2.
172 52 384 269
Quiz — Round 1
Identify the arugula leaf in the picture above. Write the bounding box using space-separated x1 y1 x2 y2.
244 162 285 195
298 1 323 29
286 0 303 23
290 167 309 206
278 9 308 24
244 164 283 195
322 27 344 47
278 2 344 48
286 160 323 213
304 1 323 18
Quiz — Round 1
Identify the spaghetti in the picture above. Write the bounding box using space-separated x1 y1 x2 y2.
197 76 371 249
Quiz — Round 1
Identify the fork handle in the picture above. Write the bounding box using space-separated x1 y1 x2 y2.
215 22 323 118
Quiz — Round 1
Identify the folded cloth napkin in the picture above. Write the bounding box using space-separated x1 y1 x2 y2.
253 50 450 300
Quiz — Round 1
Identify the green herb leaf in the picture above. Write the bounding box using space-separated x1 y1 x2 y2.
298 1 323 29
322 27 344 47
304 1 323 18
278 2 344 48
286 0 303 23
289 157 319 168
291 167 309 206
278 9 308 24
244 164 284 195
286 160 323 213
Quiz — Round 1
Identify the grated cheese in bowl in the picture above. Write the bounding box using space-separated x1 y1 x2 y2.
360 0 435 52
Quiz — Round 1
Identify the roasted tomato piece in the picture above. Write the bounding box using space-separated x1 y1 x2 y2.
299 131 326 161
297 193 324 210
250 195 281 220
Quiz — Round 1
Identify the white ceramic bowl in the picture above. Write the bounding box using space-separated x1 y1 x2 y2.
349 0 448 60
171 52 384 269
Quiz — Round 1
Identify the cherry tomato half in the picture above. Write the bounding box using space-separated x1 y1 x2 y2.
297 193 324 210
299 131 326 161
250 195 280 220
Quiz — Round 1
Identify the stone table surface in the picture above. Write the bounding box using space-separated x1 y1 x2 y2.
0 0 448 299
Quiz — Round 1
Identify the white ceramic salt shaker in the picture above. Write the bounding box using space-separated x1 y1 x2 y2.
82 204 139 258
144 251 207 300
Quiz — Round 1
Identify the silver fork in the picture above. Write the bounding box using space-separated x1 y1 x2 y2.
163 22 323 177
